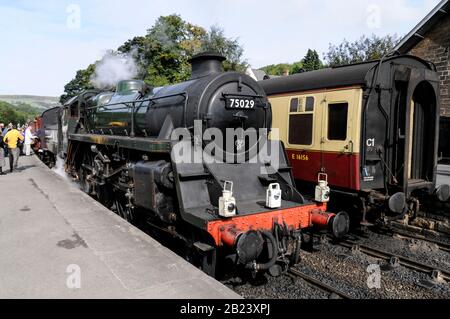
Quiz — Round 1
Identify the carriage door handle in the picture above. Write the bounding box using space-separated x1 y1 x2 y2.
344 141 354 154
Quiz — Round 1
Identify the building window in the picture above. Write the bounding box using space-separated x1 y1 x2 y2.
289 114 313 145
328 102 348 141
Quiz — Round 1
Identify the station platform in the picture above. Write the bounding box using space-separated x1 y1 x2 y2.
0 156 239 299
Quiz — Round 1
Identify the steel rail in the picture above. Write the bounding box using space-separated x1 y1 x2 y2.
387 229 450 253
335 238 450 282
288 269 353 299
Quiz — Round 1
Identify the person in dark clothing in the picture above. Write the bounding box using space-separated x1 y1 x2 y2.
0 126 6 175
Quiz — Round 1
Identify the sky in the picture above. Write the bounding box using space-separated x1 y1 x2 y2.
0 0 442 97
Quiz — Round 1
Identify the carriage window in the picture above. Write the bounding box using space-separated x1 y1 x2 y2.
289 114 313 145
290 98 299 113
289 96 314 145
328 102 348 141
305 97 315 112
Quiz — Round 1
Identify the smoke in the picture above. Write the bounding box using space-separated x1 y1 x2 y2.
90 51 139 89
52 157 73 184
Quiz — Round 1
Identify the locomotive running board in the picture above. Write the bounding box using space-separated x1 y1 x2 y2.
69 133 172 153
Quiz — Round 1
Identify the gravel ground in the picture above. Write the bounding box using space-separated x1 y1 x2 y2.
298 239 450 299
350 228 450 272
227 235 450 299
223 274 330 299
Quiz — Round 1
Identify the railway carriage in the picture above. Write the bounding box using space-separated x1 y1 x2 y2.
34 106 62 167
261 55 450 224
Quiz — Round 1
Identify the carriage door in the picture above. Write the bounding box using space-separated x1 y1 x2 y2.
392 78 409 188
394 69 438 190
408 81 437 183
322 90 358 189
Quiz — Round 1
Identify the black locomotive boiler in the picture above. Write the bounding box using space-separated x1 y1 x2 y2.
60 53 346 277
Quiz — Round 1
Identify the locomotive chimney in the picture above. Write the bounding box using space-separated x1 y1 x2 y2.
189 52 226 80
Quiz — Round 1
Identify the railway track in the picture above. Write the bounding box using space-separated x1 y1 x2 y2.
329 236 450 282
288 269 353 299
387 228 450 253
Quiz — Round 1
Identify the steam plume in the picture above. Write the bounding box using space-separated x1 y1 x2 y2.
90 51 139 89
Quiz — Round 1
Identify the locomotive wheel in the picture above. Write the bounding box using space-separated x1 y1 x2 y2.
114 195 134 223
97 185 114 210
79 152 94 195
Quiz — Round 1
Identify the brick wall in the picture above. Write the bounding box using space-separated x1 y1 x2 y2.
409 13 450 117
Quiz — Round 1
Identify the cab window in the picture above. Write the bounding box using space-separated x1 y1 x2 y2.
328 102 348 141
70 102 78 117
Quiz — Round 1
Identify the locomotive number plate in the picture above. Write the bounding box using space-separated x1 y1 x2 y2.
226 97 256 110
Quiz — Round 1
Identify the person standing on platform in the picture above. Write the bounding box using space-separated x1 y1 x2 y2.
3 125 24 173
0 125 6 175
2 123 9 136
2 123 12 157
24 123 35 156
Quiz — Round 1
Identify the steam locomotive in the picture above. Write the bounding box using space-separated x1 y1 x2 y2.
40 53 348 277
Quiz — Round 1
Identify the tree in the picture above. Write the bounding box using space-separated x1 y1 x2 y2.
261 63 293 76
290 61 304 74
60 64 96 104
261 49 323 76
324 34 400 67
201 25 246 72
301 49 323 72
119 15 247 87
60 14 248 102
0 101 39 125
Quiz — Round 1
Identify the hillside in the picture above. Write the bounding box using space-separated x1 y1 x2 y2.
0 95 59 110
0 100 42 125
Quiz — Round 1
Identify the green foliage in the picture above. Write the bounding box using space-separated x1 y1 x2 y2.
119 15 247 87
0 101 39 125
324 34 400 67
301 49 323 72
201 25 246 72
60 64 96 104
261 63 292 76
13 102 41 116
290 62 304 75
261 48 323 76
61 14 247 101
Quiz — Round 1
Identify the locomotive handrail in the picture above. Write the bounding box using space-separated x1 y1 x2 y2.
221 93 266 99
84 92 188 111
